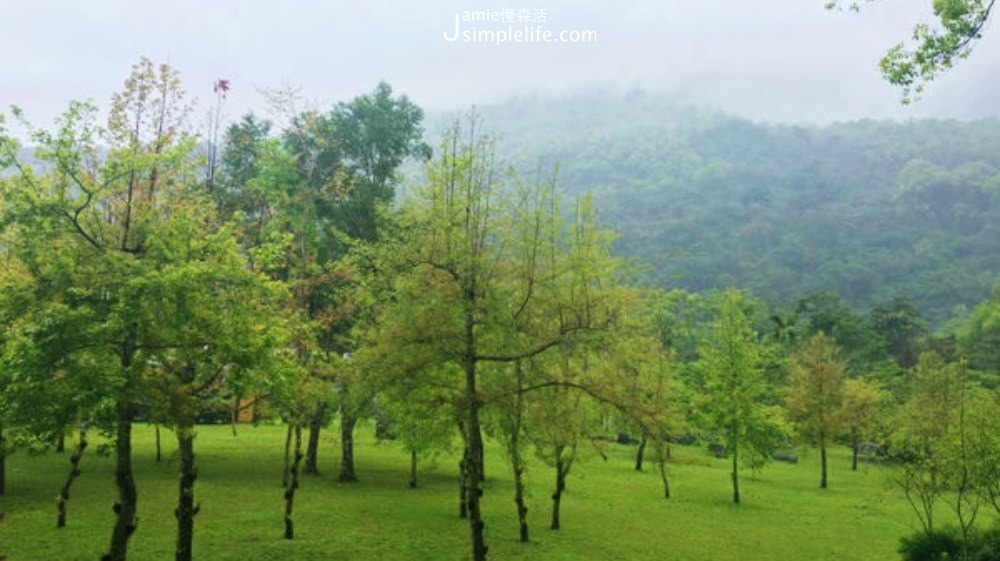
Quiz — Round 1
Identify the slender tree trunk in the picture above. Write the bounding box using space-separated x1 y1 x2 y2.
155 425 162 462
731 439 740 504
230 397 240 437
655 441 671 499
551 457 566 530
283 425 303 540
282 423 292 488
57 429 88 528
409 450 418 489
635 436 647 472
820 434 828 489
106 403 138 561
175 428 197 561
56 432 66 453
0 422 6 496
338 412 358 482
851 430 859 472
304 404 325 475
462 341 488 561
508 360 529 542
514 462 529 542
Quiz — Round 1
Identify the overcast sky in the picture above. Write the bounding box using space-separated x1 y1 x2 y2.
2 0 999 134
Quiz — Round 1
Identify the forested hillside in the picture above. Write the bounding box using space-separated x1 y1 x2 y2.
466 94 1000 326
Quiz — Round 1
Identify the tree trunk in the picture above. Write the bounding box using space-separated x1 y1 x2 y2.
155 424 162 462
304 404 325 475
551 457 566 530
851 430 859 472
56 432 66 453
820 435 828 489
338 412 358 483
731 440 740 504
105 403 138 561
57 429 88 528
402 450 414 488
282 423 292 488
514 463 529 542
635 437 647 472
175 428 197 561
283 425 303 540
462 348 488 561
655 442 671 499
509 360 529 543
230 396 240 437
0 422 6 496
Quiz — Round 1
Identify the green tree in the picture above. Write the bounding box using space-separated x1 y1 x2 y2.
892 351 962 535
697 289 786 504
870 298 927 369
840 377 885 471
272 83 430 480
1 58 293 561
369 116 622 561
785 332 847 489
961 282 1000 373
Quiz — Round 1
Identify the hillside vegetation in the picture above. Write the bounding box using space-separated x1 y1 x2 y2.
468 94 1000 326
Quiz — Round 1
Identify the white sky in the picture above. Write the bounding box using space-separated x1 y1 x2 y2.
1 0 998 135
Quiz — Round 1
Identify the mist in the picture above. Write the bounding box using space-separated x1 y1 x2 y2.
3 0 999 132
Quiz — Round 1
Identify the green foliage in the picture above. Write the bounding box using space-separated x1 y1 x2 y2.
785 333 847 447
828 1 996 103
899 528 963 561
697 289 787 477
961 282 1000 372
471 95 1000 327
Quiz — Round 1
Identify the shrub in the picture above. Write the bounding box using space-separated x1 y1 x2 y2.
899 529 962 561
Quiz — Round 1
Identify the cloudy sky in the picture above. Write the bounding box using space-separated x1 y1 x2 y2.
2 0 998 133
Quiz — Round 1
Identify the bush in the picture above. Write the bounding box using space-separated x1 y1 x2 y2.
898 527 1000 561
899 529 962 561
974 528 1000 561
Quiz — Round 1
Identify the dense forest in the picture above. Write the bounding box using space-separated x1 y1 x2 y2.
464 94 1000 328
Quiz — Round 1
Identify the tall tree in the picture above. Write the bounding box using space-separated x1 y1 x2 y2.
369 116 621 561
278 82 430 480
697 289 786 504
785 332 847 489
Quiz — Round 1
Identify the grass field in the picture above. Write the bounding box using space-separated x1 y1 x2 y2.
0 422 915 561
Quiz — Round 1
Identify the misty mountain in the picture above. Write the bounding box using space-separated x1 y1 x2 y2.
464 93 1000 326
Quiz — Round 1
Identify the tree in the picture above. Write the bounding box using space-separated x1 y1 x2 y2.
1 58 293 561
840 377 885 471
892 351 1000 553
697 289 786 504
275 83 430 481
793 291 884 370
891 351 962 535
785 332 847 489
870 298 926 369
0 58 199 561
961 282 1000 373
829 0 997 102
369 115 622 561
525 350 593 531
486 359 533 541
135 203 292 561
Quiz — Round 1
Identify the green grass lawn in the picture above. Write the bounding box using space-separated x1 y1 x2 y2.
0 422 915 561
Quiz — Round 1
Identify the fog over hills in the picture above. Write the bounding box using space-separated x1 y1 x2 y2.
436 94 1000 326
